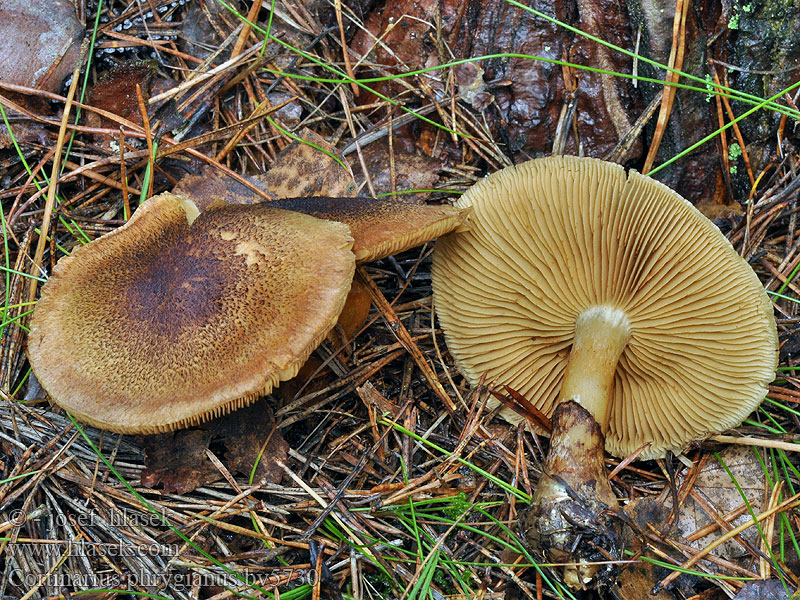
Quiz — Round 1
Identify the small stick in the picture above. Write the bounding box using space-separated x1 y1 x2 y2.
357 267 457 415
231 0 261 59
335 0 358 98
119 128 130 220
135 83 155 200
642 0 689 174
27 39 89 304
710 434 800 452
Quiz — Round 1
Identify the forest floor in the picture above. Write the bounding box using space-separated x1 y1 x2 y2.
1 0 800 599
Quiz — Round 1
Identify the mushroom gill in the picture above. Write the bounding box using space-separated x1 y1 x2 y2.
432 156 777 460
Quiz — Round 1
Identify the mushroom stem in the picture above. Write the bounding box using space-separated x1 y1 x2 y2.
529 305 630 590
560 305 631 430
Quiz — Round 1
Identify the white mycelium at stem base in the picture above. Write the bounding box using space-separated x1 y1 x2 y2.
559 305 631 430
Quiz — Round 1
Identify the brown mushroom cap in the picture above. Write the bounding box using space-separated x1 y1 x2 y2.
270 196 466 262
28 192 355 434
432 156 778 460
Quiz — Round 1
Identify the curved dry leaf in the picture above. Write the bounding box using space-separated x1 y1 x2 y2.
140 401 288 494
670 447 766 560
85 61 173 148
173 167 274 211
0 0 83 92
353 143 442 203
623 446 767 571
263 129 356 198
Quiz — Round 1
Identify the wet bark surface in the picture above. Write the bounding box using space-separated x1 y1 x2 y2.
352 0 799 205
727 0 800 196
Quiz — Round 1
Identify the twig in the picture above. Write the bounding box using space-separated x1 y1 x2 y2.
27 39 88 303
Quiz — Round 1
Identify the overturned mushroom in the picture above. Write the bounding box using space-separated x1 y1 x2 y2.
431 156 778 587
28 193 355 433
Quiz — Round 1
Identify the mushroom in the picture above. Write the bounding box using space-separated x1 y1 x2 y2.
173 171 467 263
174 169 467 344
431 155 778 586
27 192 355 433
269 196 466 263
433 155 777 458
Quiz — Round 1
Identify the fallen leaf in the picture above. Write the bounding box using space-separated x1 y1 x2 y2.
454 62 493 111
0 0 83 92
173 167 274 211
0 126 48 149
216 402 289 486
614 563 677 600
267 91 303 128
173 129 355 207
140 429 216 495
85 61 166 149
350 0 443 100
0 0 83 148
140 400 287 494
354 143 442 202
179 0 235 62
262 129 356 198
671 447 765 560
732 579 789 600
620 446 768 591
356 381 400 417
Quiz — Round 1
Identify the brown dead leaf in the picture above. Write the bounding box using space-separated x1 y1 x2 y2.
140 400 287 494
733 580 789 600
0 0 84 148
179 0 235 62
356 381 400 417
0 122 49 150
139 429 216 495
0 0 83 92
173 130 355 207
615 563 677 600
267 91 303 128
85 62 165 149
695 199 744 221
216 401 289 485
621 446 767 584
262 129 356 198
454 62 493 111
354 143 442 203
671 447 765 560
350 0 445 101
173 167 274 211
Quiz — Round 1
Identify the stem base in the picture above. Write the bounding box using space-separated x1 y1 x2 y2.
524 400 621 589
